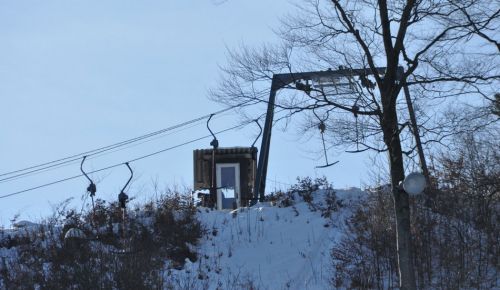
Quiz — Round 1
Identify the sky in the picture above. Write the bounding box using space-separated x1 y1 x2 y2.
0 0 374 227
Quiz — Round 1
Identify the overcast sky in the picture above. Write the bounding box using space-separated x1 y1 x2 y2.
0 0 374 226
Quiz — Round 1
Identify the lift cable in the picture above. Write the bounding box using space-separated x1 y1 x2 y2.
0 121 253 200
0 113 219 184
0 100 257 182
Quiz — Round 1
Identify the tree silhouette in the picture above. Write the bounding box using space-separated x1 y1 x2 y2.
211 1 499 288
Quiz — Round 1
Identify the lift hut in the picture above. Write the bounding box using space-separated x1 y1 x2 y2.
193 116 261 210
193 147 257 209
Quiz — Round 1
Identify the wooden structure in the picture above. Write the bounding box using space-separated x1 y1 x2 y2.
193 147 257 209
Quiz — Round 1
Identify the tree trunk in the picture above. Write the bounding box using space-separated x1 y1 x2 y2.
381 93 417 290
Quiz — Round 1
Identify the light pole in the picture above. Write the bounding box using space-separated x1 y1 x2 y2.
403 85 432 191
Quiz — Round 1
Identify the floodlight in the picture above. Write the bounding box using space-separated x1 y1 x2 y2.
402 172 426 196
312 75 357 96
312 75 341 88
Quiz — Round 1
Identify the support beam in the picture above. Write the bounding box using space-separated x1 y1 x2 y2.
253 67 389 202
253 83 277 202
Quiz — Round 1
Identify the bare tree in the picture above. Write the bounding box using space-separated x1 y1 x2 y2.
211 0 499 288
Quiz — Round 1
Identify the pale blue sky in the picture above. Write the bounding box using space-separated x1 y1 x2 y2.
0 0 372 226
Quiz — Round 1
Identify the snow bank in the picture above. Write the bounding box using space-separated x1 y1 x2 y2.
169 188 365 290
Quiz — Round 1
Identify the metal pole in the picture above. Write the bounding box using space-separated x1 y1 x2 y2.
254 82 277 203
211 149 217 207
403 84 432 190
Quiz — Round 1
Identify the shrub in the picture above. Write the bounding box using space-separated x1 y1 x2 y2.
331 187 398 289
0 189 204 289
331 134 500 289
266 190 295 207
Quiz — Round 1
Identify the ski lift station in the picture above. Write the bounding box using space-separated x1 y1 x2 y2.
192 67 402 210
193 147 257 210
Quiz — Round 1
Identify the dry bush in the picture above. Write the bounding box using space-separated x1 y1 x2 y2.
0 189 203 289
331 135 499 289
332 188 399 289
266 190 296 208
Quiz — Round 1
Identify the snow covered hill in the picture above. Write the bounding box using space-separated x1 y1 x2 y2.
2 179 498 289
0 187 367 290
167 188 366 290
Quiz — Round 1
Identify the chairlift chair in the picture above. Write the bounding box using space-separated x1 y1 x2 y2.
80 156 97 227
312 110 339 168
345 104 369 153
316 120 339 168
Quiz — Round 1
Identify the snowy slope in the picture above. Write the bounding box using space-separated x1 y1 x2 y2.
168 188 366 290
0 188 366 290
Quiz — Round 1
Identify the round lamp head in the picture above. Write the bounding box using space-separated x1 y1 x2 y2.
403 172 426 196
64 227 86 240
